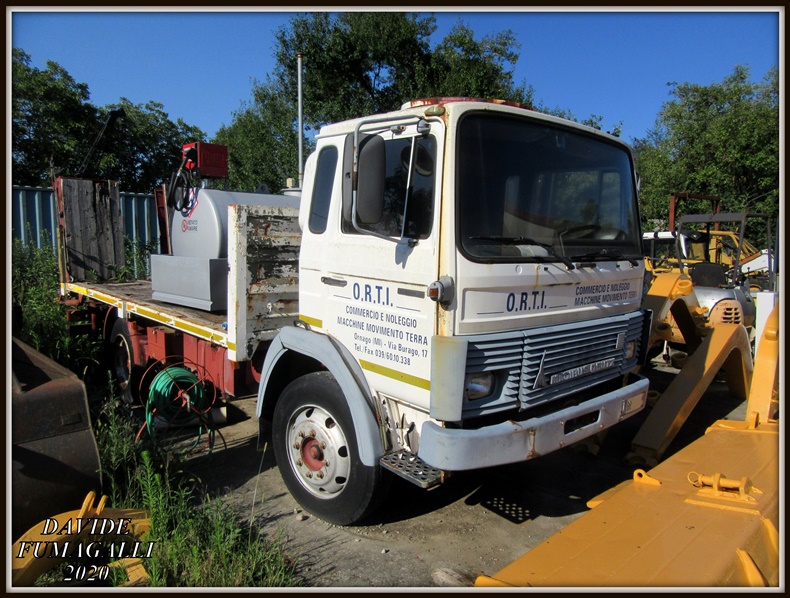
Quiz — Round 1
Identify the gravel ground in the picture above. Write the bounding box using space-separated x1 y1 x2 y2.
187 361 746 588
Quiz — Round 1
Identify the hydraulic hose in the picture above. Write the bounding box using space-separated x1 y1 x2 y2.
166 146 199 212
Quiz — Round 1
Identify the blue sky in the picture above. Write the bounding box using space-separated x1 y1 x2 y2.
9 8 781 144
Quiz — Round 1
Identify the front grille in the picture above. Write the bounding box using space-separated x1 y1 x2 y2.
463 311 644 417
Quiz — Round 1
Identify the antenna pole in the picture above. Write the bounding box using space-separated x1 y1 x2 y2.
297 53 304 188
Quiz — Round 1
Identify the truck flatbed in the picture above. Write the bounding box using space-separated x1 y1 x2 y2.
60 202 301 363
63 279 231 346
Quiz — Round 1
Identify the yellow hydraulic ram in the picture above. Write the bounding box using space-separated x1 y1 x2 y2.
626 318 753 468
475 305 780 588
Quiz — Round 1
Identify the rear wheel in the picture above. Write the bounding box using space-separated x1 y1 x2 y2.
110 319 138 404
272 371 386 525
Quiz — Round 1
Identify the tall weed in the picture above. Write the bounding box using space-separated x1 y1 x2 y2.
11 236 103 384
13 236 298 588
114 236 157 281
105 446 298 587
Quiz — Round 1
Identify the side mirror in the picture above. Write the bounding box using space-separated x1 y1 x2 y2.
355 134 385 225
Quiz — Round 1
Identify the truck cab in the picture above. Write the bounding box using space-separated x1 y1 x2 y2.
257 98 650 525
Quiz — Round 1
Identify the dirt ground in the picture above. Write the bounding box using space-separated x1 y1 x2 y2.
186 361 747 588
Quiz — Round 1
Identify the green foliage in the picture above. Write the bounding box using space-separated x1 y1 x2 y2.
94 389 150 507
11 236 102 379
95 427 299 587
93 408 299 587
12 48 97 186
274 13 532 127
424 20 534 105
214 79 306 193
634 66 779 245
216 12 539 192
12 48 206 192
274 12 438 126
95 99 207 192
144 490 298 587
113 236 157 282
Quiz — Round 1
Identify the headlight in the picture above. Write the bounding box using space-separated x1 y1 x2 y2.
464 372 494 400
624 340 637 360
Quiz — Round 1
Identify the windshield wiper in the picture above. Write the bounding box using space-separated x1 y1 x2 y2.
470 236 575 270
470 235 552 248
569 249 639 266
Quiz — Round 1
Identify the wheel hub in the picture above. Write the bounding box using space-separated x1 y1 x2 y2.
287 405 350 498
301 437 325 471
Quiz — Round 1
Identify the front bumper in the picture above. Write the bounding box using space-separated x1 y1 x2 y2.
418 373 649 471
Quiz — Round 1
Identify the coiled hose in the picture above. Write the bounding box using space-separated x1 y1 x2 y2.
141 366 216 453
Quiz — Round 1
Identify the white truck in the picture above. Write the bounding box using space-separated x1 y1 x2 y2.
257 98 651 524
59 98 651 526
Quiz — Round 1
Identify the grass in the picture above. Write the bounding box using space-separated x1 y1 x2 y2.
11 236 103 381
13 237 299 588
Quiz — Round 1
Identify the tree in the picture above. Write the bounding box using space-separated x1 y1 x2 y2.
12 48 206 192
93 98 206 192
421 20 533 105
12 48 98 186
218 12 536 191
213 79 306 194
634 66 779 245
273 12 438 128
272 13 533 129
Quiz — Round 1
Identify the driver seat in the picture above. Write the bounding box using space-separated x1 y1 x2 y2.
690 262 728 287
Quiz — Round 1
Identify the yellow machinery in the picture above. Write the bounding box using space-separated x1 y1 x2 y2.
642 210 777 354
475 304 780 587
645 229 765 278
631 271 758 468
644 192 774 290
11 491 151 587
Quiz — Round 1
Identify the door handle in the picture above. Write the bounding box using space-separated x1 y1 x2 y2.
321 277 347 287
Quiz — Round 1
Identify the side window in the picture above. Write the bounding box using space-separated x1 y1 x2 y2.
342 135 436 239
308 146 338 234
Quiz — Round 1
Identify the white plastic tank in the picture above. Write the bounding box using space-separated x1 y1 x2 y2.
171 188 300 259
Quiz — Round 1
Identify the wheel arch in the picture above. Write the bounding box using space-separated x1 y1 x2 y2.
103 308 147 367
256 326 384 466
257 348 324 435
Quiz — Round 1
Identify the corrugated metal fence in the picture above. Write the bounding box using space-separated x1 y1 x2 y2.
11 185 160 255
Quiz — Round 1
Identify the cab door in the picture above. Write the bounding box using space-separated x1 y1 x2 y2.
299 117 444 412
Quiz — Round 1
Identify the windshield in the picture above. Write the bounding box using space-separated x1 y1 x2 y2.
457 113 642 262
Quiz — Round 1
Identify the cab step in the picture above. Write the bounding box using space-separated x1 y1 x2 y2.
380 450 443 489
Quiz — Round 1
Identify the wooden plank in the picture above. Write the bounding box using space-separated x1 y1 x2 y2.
154 184 171 255
96 180 124 279
60 178 125 281
229 204 300 362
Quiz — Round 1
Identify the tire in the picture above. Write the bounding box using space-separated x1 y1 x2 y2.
272 371 387 525
110 319 137 404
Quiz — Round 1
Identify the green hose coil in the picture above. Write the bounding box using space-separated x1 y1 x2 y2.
146 366 211 432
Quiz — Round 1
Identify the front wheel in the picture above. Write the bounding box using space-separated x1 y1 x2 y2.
272 371 387 525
